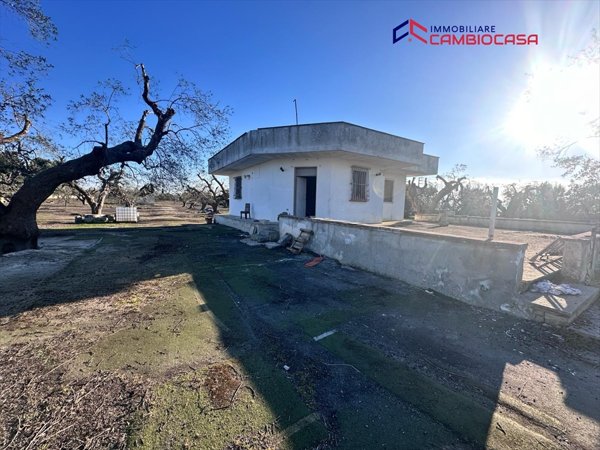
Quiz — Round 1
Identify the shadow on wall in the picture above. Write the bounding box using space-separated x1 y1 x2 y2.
279 216 528 314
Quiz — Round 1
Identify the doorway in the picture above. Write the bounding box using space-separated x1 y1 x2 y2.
294 167 317 217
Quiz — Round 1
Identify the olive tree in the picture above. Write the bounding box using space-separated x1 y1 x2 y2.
0 65 230 252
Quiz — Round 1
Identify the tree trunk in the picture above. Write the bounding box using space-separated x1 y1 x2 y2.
0 202 39 253
82 197 99 215
405 178 425 215
0 65 175 254
94 190 109 215
429 176 466 213
209 199 220 213
0 141 144 253
0 149 106 252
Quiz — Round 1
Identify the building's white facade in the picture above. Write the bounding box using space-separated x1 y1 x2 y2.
224 157 407 223
208 122 438 224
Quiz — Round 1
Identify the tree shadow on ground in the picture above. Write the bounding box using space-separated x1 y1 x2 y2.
0 224 598 448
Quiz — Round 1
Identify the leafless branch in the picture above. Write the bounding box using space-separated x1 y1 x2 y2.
137 63 162 117
134 110 150 144
0 116 31 144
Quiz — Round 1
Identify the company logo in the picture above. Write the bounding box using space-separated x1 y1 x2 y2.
393 19 427 44
392 19 538 46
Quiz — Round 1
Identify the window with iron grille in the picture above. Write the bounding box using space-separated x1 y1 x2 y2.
384 179 394 203
350 167 369 202
233 176 242 199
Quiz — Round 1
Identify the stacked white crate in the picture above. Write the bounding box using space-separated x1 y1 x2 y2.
115 207 138 223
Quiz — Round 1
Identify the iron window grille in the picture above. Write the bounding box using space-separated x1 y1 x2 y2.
233 176 242 199
350 167 369 202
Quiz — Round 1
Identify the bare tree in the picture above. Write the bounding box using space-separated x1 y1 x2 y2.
179 186 202 209
405 177 433 215
0 63 230 253
431 174 466 211
69 166 125 215
112 178 155 207
198 174 228 212
1 139 55 204
0 0 56 210
535 31 599 218
179 174 228 212
405 165 467 215
0 0 56 146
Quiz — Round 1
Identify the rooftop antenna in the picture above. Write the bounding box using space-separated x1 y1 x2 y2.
293 99 298 125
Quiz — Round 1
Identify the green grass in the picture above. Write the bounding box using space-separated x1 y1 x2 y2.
129 353 327 449
218 265 281 307
293 285 409 339
129 366 279 449
74 280 224 376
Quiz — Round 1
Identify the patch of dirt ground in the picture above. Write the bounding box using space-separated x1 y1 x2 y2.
0 236 99 295
37 200 209 229
0 333 146 450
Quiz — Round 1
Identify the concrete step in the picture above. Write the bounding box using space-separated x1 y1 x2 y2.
519 265 561 293
568 300 600 341
518 283 600 326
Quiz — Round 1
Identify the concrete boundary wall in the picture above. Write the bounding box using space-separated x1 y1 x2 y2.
214 215 279 234
279 216 527 313
563 235 600 282
415 214 597 235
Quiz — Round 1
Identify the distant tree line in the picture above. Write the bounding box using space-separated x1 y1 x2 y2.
405 164 599 222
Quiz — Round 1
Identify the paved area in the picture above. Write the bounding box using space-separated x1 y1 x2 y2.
570 300 600 340
0 236 100 299
195 225 600 447
2 223 598 448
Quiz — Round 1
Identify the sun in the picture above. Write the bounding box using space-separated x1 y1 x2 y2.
504 59 600 156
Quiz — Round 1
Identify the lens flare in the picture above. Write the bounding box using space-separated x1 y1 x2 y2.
504 59 599 155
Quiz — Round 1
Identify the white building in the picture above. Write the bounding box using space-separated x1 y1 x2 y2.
208 122 438 223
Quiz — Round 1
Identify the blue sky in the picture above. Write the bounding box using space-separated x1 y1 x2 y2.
1 0 599 183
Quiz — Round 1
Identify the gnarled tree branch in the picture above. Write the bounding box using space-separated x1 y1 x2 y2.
135 110 150 144
0 116 32 145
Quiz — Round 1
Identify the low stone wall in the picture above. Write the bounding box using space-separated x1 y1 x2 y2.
414 213 441 222
279 216 527 314
214 214 278 236
563 234 600 282
443 215 596 235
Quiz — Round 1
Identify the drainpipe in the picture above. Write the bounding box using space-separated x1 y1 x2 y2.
488 186 499 241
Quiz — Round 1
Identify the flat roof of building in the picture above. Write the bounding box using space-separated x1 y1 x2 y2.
208 122 438 176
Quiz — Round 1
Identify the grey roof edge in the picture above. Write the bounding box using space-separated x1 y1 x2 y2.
209 131 249 162
404 154 439 176
209 122 433 162
211 150 439 176
208 122 438 174
255 121 426 145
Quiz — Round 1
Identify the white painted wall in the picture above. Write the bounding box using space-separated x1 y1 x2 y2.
382 173 406 221
228 159 294 220
324 161 381 223
227 157 407 223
